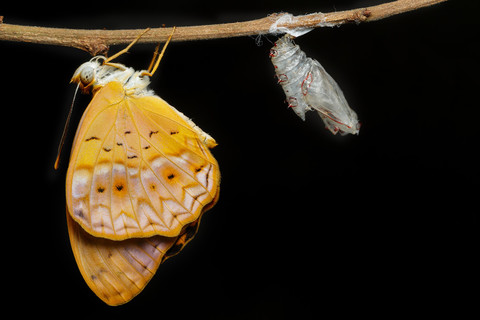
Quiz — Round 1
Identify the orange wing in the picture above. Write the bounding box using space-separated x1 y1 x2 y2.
66 81 220 240
67 193 217 305
66 209 176 306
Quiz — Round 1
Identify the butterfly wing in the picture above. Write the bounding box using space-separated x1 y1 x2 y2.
66 81 220 240
66 208 177 306
67 190 218 306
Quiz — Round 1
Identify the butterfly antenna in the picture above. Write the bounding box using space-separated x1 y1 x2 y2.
54 84 80 170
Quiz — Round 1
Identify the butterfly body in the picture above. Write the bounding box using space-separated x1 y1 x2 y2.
65 43 220 305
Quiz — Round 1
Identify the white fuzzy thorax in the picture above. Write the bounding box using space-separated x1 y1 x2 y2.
71 56 155 96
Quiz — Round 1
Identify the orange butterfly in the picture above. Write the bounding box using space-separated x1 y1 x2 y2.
58 28 220 305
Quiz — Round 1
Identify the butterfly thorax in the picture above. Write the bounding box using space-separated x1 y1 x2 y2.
71 56 154 96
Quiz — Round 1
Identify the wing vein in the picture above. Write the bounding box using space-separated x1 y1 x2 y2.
114 105 143 235
124 99 166 232
125 97 210 220
131 97 217 167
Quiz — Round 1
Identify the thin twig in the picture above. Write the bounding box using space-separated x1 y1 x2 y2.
0 0 447 55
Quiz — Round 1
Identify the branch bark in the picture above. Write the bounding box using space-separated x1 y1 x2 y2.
0 0 447 55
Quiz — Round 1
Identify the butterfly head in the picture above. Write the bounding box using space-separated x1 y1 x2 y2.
71 56 106 93
71 56 152 95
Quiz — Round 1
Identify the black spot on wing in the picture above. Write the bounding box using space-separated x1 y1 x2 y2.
74 209 85 218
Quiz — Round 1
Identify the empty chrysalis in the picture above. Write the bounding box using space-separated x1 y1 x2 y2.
270 35 360 135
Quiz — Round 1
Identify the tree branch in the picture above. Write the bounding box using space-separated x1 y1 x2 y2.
0 0 447 55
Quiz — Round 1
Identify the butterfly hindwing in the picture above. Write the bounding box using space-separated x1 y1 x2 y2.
66 209 177 306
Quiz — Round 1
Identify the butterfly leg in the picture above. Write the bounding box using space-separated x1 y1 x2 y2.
141 26 176 77
102 61 127 70
103 28 151 64
145 43 162 74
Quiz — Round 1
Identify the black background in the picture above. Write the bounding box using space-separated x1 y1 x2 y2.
1 0 478 317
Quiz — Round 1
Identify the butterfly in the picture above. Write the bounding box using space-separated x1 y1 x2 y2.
270 34 360 135
57 28 220 305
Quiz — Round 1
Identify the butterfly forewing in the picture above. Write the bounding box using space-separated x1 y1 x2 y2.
66 81 220 240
